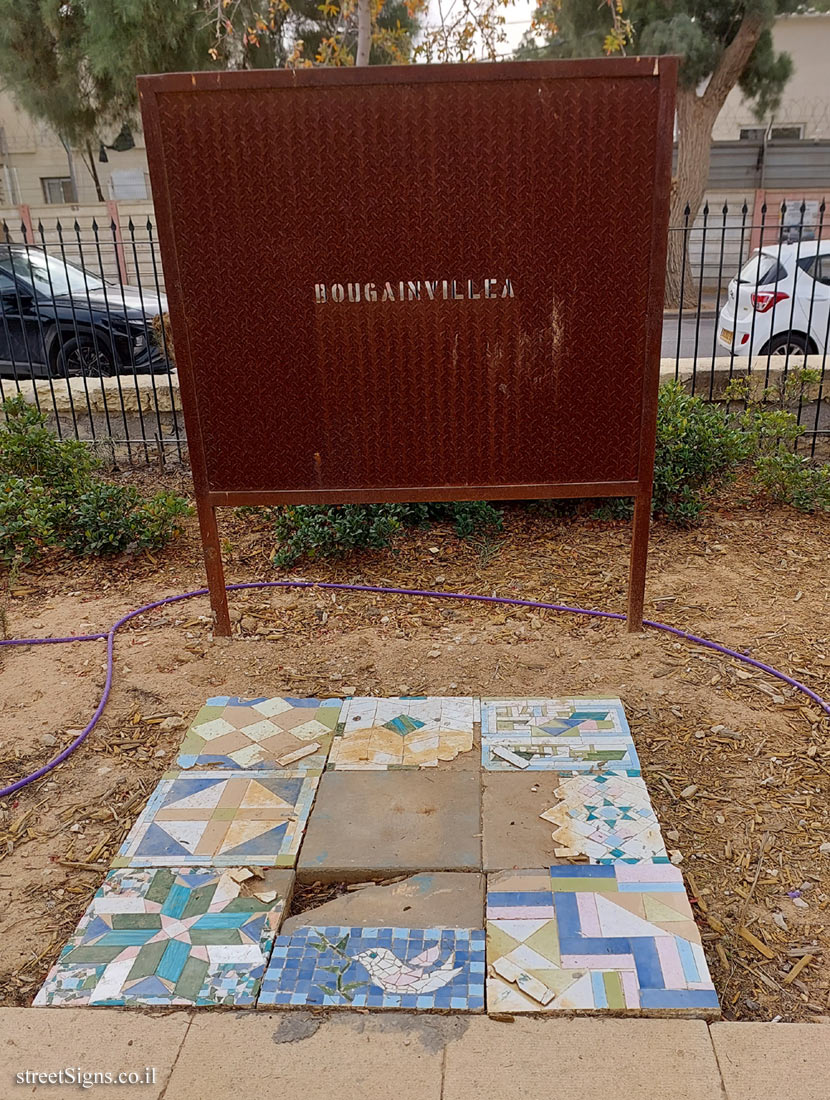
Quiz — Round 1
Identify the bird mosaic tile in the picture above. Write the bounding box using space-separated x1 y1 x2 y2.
111 770 319 868
540 773 667 863
177 696 342 772
328 697 477 769
33 867 290 1007
486 865 719 1016
259 925 486 1011
481 698 639 774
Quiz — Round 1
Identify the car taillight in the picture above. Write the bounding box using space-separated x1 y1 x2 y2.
751 290 789 313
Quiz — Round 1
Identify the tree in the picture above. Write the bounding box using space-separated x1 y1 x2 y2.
208 0 420 68
0 0 116 201
517 2 818 307
0 0 421 203
0 1 209 201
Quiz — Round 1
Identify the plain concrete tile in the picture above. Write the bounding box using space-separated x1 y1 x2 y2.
165 1012 443 1100
282 872 485 933
482 772 569 871
443 1017 724 1100
0 1008 191 1100
297 770 481 881
711 1021 830 1100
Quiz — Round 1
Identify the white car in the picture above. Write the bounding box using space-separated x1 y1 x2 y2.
717 239 830 357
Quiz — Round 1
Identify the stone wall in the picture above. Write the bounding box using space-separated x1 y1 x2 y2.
8 359 828 462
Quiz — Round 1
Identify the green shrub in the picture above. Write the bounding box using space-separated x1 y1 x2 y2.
272 500 502 566
60 484 191 557
0 395 190 566
0 395 98 487
651 381 746 524
0 475 55 565
725 373 830 513
753 452 830 513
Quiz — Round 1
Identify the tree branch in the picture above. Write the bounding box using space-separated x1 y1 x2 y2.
702 10 766 113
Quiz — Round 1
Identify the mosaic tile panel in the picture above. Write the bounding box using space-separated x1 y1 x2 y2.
481 697 639 774
177 696 342 772
486 865 719 1016
34 867 289 1007
259 925 485 1010
328 697 477 770
112 770 319 868
540 773 667 863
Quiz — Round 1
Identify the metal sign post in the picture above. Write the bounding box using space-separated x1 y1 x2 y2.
139 58 677 636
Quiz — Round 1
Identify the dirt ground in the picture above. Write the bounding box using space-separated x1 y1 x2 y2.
1 469 828 1021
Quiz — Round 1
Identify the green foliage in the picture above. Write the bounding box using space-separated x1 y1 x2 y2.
272 500 502 566
753 452 830 512
0 395 190 566
0 394 98 487
651 381 746 524
60 484 191 557
724 370 830 513
0 476 54 566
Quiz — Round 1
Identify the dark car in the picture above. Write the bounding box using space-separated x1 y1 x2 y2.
0 245 168 378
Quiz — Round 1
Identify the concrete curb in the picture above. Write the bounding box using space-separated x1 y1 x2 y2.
8 359 828 451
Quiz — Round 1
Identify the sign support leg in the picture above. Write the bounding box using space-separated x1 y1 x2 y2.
627 491 651 632
196 498 232 635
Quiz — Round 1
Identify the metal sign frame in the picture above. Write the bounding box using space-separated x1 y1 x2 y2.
139 58 677 635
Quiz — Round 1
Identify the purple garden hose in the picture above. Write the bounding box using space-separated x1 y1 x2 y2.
1 579 828 799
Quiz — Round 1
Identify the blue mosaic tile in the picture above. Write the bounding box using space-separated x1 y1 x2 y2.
112 770 319 868
486 865 719 1016
481 697 640 774
33 867 290 1007
258 926 485 1011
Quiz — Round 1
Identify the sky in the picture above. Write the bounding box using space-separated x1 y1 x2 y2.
421 0 539 59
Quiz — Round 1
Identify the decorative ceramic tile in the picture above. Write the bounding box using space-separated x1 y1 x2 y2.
540 774 667 863
259 926 485 1011
177 696 341 772
481 698 639 774
33 867 290 1007
328 697 477 769
486 865 719 1015
112 770 319 868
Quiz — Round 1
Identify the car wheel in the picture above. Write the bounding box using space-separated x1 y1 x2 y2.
759 332 813 357
56 336 114 378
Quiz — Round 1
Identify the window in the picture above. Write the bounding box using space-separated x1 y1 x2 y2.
737 253 786 287
3 249 104 296
0 270 19 295
738 124 804 142
811 257 830 287
41 177 76 204
108 169 148 200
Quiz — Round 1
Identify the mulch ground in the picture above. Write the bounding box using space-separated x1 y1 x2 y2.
1 466 828 1021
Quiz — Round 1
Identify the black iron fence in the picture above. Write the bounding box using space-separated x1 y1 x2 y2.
0 201 828 464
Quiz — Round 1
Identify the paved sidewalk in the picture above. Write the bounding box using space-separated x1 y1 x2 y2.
2 1010 828 1100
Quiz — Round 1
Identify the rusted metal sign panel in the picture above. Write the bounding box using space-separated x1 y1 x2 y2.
139 59 676 633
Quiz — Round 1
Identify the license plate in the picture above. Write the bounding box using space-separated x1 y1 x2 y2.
720 328 733 346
